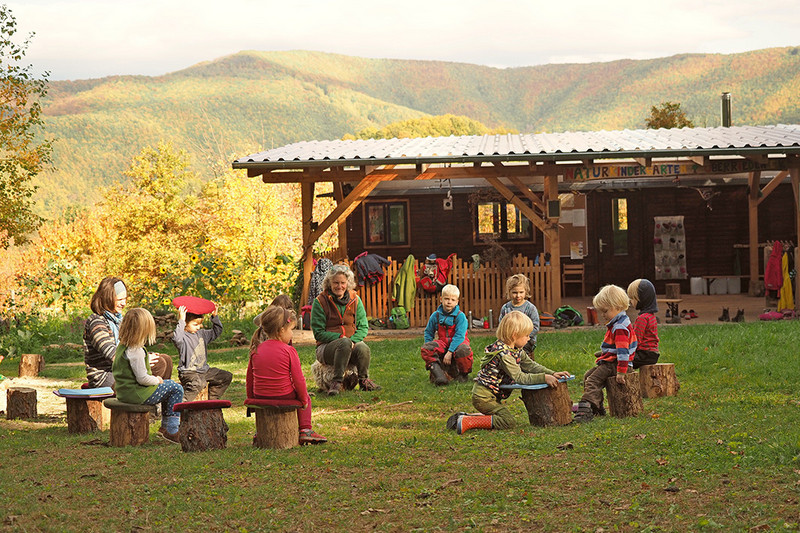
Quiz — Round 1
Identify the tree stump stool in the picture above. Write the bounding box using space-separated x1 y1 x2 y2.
500 376 575 427
6 387 37 419
18 353 44 378
244 398 303 449
54 387 114 433
104 398 156 447
638 363 680 398
310 361 359 393
606 372 643 418
665 283 681 300
173 400 231 452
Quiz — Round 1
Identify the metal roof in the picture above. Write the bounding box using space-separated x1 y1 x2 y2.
233 124 800 170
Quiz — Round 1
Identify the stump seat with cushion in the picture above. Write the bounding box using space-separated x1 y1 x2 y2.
173 400 231 452
103 398 156 447
244 398 304 449
500 376 575 427
54 387 114 433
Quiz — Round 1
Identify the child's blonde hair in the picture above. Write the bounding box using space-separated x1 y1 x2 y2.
496 310 533 345
119 308 156 348
441 284 460 299
505 273 531 298
270 294 294 311
249 306 297 352
593 284 630 313
626 279 642 305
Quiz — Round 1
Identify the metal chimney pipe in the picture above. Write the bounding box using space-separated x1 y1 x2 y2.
721 92 732 127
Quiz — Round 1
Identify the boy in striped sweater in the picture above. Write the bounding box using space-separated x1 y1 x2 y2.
574 284 638 423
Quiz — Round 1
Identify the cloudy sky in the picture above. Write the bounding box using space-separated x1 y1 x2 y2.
9 0 800 80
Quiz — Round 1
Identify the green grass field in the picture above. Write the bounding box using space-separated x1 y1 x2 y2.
1 322 798 532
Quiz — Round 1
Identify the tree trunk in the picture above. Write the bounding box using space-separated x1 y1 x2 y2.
253 407 299 449
606 372 643 418
66 397 109 433
6 387 37 419
178 408 228 452
639 363 680 398
18 353 44 378
520 382 573 426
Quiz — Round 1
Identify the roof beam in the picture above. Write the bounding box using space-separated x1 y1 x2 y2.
688 156 706 167
485 176 547 233
507 175 546 214
756 170 789 205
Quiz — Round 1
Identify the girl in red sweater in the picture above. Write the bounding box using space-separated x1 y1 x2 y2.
247 306 327 444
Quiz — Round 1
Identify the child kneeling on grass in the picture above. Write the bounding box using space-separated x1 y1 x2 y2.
447 311 571 434
420 284 473 385
247 306 326 445
574 284 638 423
112 308 184 443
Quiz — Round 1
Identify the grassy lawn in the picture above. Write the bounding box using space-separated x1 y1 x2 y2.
1 322 798 532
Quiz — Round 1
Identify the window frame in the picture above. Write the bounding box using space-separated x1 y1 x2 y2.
473 199 536 244
362 199 410 248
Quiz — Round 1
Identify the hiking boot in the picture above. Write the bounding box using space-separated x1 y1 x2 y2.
718 307 730 322
157 426 180 444
446 412 467 431
429 363 449 386
732 308 745 323
573 401 594 423
328 381 343 396
358 377 381 391
299 428 327 445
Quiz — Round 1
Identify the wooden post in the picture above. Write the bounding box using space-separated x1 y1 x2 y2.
639 363 680 398
792 167 800 311
519 382 573 426
104 399 154 447
6 387 37 419
253 406 300 449
606 372 643 418
544 175 561 309
178 408 229 452
301 181 315 307
748 171 761 296
18 353 44 378
66 397 109 433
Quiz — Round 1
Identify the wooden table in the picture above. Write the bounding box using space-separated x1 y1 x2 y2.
657 298 683 323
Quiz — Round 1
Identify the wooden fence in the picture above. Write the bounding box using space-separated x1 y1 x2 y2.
353 254 555 328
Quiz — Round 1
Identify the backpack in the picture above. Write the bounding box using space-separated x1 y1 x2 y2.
388 306 410 329
554 305 584 327
418 253 455 294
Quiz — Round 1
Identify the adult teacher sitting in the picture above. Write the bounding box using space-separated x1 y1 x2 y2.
83 277 173 388
311 264 381 396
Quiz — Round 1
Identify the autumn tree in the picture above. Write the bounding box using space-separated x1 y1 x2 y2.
645 102 694 129
0 5 52 248
344 114 517 140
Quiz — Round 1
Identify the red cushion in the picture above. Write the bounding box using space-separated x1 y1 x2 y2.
244 398 304 408
80 382 90 389
172 295 216 315
173 400 231 412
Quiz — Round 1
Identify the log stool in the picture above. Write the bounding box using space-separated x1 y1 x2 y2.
501 376 575 427
103 398 156 447
6 387 37 419
606 372 643 417
638 363 680 398
18 353 44 378
173 400 231 452
245 398 303 449
54 386 114 433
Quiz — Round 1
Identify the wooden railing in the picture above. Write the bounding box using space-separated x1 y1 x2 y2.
354 254 555 327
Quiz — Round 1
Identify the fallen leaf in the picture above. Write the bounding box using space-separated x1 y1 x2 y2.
749 524 770 532
650 413 660 419
634 434 646 440
656 459 669 466
557 442 574 450
664 486 680 493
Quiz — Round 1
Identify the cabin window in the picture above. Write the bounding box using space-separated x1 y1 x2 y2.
364 200 409 247
475 201 534 243
612 198 628 255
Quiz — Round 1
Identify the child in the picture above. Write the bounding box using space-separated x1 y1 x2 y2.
111 308 184 443
173 304 232 402
497 274 541 356
627 279 660 369
449 311 571 434
247 306 326 444
574 284 638 423
420 284 473 385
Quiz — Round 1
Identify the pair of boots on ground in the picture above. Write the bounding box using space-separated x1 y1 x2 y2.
429 361 470 386
718 307 744 322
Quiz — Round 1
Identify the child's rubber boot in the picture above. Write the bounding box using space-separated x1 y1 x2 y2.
456 414 492 434
446 412 468 431
429 363 449 386
573 401 594 423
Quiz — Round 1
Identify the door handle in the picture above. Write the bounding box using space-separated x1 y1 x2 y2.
599 238 606 253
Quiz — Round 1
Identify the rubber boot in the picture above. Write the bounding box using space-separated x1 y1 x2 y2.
573 401 594 423
732 308 745 322
429 363 449 386
456 414 493 434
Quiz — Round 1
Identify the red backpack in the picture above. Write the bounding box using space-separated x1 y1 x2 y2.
418 254 455 293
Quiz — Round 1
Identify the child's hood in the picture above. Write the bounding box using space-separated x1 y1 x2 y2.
635 279 658 315
480 339 512 366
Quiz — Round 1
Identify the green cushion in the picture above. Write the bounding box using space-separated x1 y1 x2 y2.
103 398 156 413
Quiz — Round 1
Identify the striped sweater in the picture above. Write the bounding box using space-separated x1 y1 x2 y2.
83 313 117 386
596 311 638 373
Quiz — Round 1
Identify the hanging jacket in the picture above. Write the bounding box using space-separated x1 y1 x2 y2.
392 254 417 310
353 252 390 286
778 251 794 311
307 258 333 305
765 241 784 291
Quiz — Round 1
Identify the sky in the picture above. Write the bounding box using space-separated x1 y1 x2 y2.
8 0 800 81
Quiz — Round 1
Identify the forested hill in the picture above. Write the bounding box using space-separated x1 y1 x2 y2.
37 46 800 216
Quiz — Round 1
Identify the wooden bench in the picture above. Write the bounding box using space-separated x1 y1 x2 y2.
605 372 643 417
173 400 231 452
245 398 304 449
638 363 680 398
103 398 156 447
657 298 683 324
500 376 575 427
54 386 114 433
